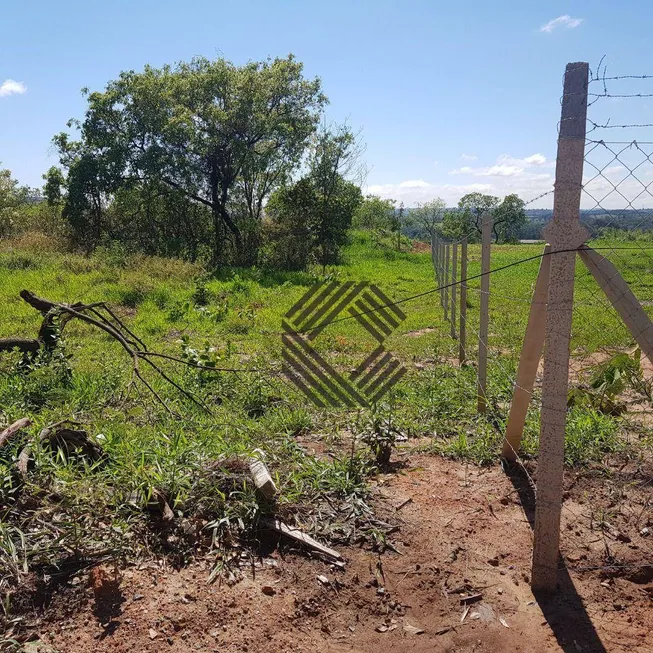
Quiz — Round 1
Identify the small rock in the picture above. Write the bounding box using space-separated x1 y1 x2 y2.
404 623 425 635
261 585 276 596
317 575 329 585
148 628 158 640
641 527 650 537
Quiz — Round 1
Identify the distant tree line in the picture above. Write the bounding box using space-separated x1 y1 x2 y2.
393 192 529 244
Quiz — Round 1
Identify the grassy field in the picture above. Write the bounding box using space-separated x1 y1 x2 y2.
0 230 651 601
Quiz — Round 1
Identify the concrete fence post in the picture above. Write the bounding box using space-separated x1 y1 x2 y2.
477 215 492 413
532 62 590 593
503 244 551 460
444 243 450 322
451 243 458 339
431 232 436 279
440 240 445 308
459 237 468 364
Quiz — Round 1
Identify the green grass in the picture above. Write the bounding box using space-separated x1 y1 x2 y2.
0 230 651 602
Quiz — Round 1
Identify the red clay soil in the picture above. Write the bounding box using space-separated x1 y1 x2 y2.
18 454 653 653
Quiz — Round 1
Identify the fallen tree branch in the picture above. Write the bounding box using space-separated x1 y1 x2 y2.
0 418 32 449
261 517 343 562
0 290 219 414
0 338 40 353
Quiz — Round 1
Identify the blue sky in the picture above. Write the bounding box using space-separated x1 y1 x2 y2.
1 0 652 208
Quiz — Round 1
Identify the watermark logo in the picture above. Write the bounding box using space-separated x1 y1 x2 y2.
282 282 406 407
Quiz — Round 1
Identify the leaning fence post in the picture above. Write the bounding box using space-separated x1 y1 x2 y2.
477 215 492 413
459 237 468 364
451 243 458 339
532 62 589 593
503 244 551 460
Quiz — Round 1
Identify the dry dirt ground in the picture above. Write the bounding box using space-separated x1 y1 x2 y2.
14 452 653 653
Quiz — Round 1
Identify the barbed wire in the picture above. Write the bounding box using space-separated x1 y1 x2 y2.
524 189 555 207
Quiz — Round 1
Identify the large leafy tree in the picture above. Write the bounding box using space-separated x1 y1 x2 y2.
266 124 364 269
264 177 317 270
306 123 364 265
440 192 500 242
412 198 446 238
493 193 527 243
53 55 326 265
440 192 527 243
353 195 395 231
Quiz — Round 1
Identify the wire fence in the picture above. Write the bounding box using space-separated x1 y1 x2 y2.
108 60 650 586
426 62 653 588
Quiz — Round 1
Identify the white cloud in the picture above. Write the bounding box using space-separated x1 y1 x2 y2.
366 181 496 207
0 79 27 98
540 15 583 33
523 153 547 165
480 165 523 177
451 164 522 177
364 151 558 206
497 153 550 168
398 179 431 189
450 153 550 178
460 153 478 161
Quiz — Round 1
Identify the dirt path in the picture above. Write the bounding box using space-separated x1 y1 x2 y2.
27 454 652 653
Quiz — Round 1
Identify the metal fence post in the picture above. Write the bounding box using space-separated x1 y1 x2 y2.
459 237 467 364
532 62 589 593
477 215 492 413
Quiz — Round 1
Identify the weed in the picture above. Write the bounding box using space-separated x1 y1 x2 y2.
115 283 149 308
565 407 623 466
192 274 212 307
0 253 39 270
357 405 405 467
262 406 313 437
